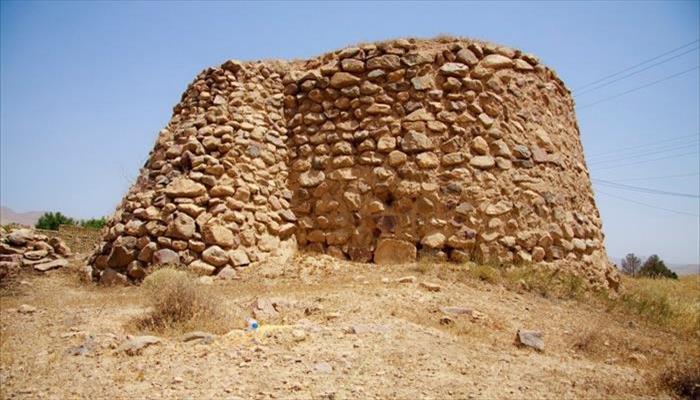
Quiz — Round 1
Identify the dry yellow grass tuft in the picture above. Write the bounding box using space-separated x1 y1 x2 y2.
465 263 501 284
424 259 697 334
418 259 697 338
437 261 586 300
413 254 439 275
569 317 617 359
605 275 700 336
129 268 234 335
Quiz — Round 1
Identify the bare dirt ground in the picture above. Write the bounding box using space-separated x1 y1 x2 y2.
1 254 697 399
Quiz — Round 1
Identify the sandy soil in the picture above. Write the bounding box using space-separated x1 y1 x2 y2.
0 254 693 399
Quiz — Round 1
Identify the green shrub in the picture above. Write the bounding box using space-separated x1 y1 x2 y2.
35 212 76 230
79 217 107 230
638 255 678 279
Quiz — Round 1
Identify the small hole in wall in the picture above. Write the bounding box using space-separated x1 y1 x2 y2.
385 193 395 208
179 154 192 172
415 242 424 254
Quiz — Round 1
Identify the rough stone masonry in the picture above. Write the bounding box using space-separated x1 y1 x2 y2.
88 37 619 289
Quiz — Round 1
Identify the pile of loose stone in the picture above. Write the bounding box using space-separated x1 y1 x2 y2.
0 228 72 279
88 37 619 290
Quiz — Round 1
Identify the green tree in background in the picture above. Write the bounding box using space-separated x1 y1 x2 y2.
35 212 76 230
80 217 107 230
35 212 107 231
639 254 678 279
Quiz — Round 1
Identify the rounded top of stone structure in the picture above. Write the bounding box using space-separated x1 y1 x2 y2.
215 36 568 93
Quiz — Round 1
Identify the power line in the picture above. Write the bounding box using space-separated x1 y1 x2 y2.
594 172 700 182
574 39 700 91
589 139 698 160
596 189 699 217
588 140 700 164
587 133 699 158
577 65 700 110
592 179 700 198
576 46 699 96
589 151 699 171
589 141 699 164
594 181 699 199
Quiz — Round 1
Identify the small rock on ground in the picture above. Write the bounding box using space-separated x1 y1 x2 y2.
515 329 544 351
314 362 332 374
182 331 215 343
117 335 161 356
419 281 442 292
292 329 307 342
17 304 37 314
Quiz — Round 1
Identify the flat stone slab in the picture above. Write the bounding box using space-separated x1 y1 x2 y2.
22 258 51 266
34 259 69 272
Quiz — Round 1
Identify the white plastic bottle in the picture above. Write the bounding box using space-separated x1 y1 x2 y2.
246 318 259 331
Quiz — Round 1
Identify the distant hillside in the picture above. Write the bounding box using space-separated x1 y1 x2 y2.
612 256 699 276
668 263 700 276
0 206 43 227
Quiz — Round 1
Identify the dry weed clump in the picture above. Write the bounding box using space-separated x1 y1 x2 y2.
414 254 439 275
131 267 232 335
465 263 500 284
503 265 586 299
0 266 21 293
444 317 493 341
570 318 614 358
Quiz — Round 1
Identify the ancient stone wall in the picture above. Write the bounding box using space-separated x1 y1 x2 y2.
89 37 618 288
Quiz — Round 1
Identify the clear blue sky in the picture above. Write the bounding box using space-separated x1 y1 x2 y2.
1 1 698 264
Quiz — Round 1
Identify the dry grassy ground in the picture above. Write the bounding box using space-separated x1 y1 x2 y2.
1 254 698 400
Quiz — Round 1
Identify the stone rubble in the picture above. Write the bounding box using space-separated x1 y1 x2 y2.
0 228 72 280
88 37 619 289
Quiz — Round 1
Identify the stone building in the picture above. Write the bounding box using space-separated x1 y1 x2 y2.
88 37 619 289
